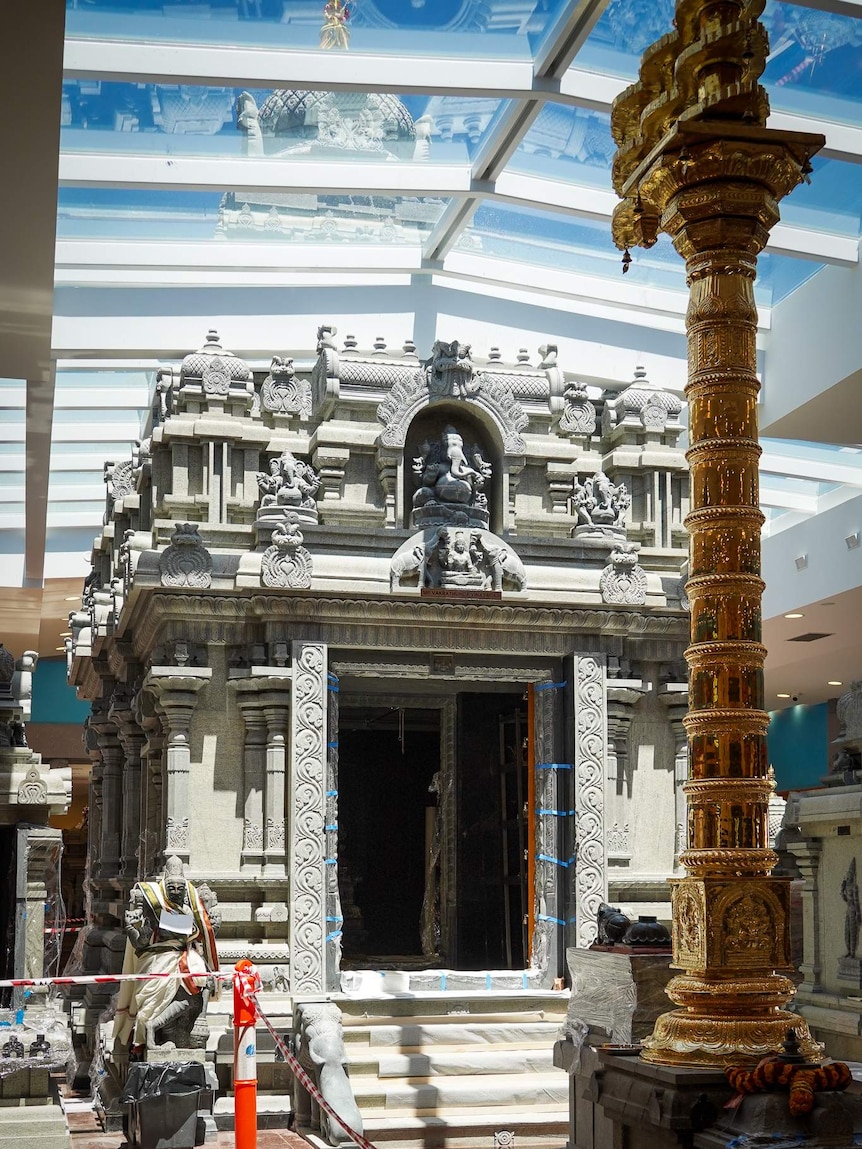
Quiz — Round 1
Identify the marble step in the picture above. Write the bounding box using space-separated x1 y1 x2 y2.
348 1070 568 1112
348 1046 556 1078
338 991 568 1020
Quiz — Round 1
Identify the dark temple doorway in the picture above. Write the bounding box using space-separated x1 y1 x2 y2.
456 692 529 970
338 706 440 962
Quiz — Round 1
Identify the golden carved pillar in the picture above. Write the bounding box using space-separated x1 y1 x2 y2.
611 0 824 1066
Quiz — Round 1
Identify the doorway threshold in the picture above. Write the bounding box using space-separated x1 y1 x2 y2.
340 967 548 995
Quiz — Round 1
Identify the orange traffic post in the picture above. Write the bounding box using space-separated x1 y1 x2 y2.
233 959 261 1149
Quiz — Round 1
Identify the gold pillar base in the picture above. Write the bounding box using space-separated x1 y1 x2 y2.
641 1007 823 1068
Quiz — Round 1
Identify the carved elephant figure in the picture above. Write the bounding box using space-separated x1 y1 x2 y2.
293 1002 363 1145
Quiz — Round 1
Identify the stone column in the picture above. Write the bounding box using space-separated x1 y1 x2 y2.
13 826 64 1007
785 837 823 995
658 683 689 867
90 711 123 887
289 641 328 994
139 709 165 880
233 682 267 872
262 688 290 878
111 688 145 889
605 681 645 861
145 671 211 866
611 0 823 1064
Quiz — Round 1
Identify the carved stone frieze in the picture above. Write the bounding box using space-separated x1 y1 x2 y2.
599 542 648 605
573 472 630 534
261 518 313 589
558 382 597 436
256 451 321 525
261 356 312 417
16 766 48 805
290 642 328 994
376 340 528 453
158 524 213 589
390 527 526 593
166 815 189 851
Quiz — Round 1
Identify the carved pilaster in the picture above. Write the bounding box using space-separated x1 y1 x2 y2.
232 682 266 872
606 682 645 862
658 684 689 868
784 837 823 994
111 688 145 888
145 672 211 866
574 656 608 948
289 642 328 994
92 716 123 885
262 687 290 878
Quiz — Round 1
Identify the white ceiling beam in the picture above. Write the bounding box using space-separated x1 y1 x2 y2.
760 451 862 487
533 0 611 80
64 37 536 98
55 239 423 273
784 0 862 16
58 152 473 196
54 268 415 289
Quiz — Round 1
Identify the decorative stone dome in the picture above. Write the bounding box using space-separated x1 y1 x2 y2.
258 89 415 145
179 330 252 388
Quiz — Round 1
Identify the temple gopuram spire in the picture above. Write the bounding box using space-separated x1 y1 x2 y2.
611 0 824 1066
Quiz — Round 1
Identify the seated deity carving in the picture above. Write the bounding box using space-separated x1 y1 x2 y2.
256 451 321 524
390 522 525 594
573 471 630 534
412 426 492 528
113 856 220 1057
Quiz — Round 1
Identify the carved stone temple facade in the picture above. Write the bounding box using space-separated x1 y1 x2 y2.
67 329 690 1002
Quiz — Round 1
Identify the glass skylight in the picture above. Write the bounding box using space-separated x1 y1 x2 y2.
66 0 569 55
62 81 503 165
57 187 450 244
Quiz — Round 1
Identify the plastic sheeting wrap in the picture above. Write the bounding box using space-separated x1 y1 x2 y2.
420 769 446 958
564 947 674 1046
0 999 74 1078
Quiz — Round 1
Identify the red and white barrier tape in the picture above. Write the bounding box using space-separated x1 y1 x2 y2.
0 970 234 990
1 968 378 1149
252 994 378 1149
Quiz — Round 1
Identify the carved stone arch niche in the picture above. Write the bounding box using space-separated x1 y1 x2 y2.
404 406 503 533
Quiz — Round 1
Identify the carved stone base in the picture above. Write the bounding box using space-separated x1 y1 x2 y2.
641 1006 823 1067
836 955 862 987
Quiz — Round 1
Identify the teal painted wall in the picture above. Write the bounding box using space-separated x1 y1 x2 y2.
767 702 827 792
31 657 91 724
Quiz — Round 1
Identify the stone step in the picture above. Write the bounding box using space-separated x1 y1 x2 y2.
338 992 567 1021
348 1070 568 1112
359 1106 568 1148
348 1047 556 1078
343 1019 562 1050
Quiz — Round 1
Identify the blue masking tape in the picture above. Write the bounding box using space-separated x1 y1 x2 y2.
535 763 573 770
326 916 343 924
535 681 567 691
325 824 338 832
537 809 575 816
325 858 337 865
326 790 338 797
326 930 343 942
537 914 566 926
537 854 576 868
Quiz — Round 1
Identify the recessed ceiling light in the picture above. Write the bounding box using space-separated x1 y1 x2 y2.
55 646 65 652
64 595 79 601
820 601 835 607
784 612 804 619
795 555 808 571
846 533 860 550
60 631 71 638
828 681 843 687
777 693 791 699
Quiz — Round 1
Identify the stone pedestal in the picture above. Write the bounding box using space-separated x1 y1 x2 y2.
591 1053 862 1149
